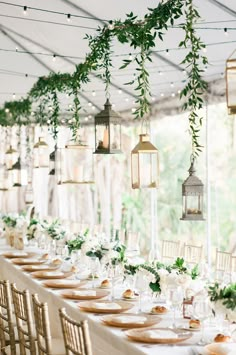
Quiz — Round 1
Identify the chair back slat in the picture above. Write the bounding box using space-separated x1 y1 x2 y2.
161 240 180 262
11 283 36 355
183 243 203 265
32 293 52 355
215 249 232 281
59 308 92 355
0 280 16 354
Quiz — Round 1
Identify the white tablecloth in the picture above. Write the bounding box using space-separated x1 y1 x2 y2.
0 241 224 355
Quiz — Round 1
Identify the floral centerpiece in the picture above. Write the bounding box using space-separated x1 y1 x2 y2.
42 220 66 241
26 218 42 241
125 257 200 294
208 282 236 322
66 228 89 254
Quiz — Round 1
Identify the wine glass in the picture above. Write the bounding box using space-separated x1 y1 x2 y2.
108 262 121 301
166 286 184 328
89 256 100 288
193 298 212 345
135 271 150 313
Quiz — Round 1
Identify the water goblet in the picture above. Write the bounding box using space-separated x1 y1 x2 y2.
166 286 184 328
193 298 212 345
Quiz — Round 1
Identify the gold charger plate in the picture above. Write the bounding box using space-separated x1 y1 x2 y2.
31 271 72 279
78 300 134 314
43 279 86 288
102 313 161 329
61 289 109 300
11 258 46 265
22 264 59 272
2 251 35 258
126 327 192 344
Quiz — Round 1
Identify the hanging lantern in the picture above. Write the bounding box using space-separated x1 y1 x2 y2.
94 99 122 154
33 137 49 168
57 142 94 185
10 158 28 187
5 145 17 170
131 134 159 189
0 164 12 191
180 158 205 221
226 53 236 115
49 148 56 176
25 182 34 205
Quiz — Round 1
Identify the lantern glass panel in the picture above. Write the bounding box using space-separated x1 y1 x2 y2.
5 147 17 170
11 168 27 187
0 165 11 191
131 152 139 189
58 144 94 184
226 60 236 111
25 184 34 204
95 124 108 151
34 138 49 168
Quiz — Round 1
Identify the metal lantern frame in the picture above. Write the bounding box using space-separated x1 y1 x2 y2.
180 158 205 221
226 50 236 115
33 137 49 168
131 133 159 189
49 147 56 176
57 142 94 185
94 98 122 154
25 182 34 205
5 145 17 170
0 163 12 191
10 158 28 187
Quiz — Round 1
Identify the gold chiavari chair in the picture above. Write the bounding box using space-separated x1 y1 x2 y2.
215 249 232 281
32 293 65 355
161 240 181 263
183 243 203 265
59 308 93 355
0 280 17 354
10 283 36 355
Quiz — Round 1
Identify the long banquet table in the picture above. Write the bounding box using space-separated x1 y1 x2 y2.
0 239 224 355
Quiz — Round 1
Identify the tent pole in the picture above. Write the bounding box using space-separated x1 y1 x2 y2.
206 99 212 273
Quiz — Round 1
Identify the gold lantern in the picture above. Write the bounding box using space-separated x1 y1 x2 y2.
33 137 49 168
0 164 11 191
94 99 122 154
25 182 34 205
226 52 236 115
180 158 205 221
57 142 94 185
10 158 28 187
131 134 159 189
5 145 17 170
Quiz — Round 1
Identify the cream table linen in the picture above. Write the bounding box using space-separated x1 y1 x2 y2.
0 241 217 355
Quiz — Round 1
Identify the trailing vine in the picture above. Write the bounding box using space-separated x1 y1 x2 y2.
180 0 208 156
0 0 208 155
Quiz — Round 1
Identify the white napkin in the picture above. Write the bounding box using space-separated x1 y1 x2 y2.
141 329 177 339
73 290 96 296
94 302 121 310
115 316 146 324
43 271 64 277
204 343 236 355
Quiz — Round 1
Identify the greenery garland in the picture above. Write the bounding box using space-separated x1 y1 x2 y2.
0 0 207 152
208 282 236 311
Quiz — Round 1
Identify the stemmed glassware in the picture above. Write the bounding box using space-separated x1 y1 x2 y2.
108 261 122 301
193 298 212 345
166 286 184 328
89 256 100 288
135 271 150 313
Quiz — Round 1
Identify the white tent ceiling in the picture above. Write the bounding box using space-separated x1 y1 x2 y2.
0 0 235 119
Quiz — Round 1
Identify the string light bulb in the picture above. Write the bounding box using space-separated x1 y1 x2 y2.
108 21 114 30
202 47 207 53
224 28 229 36
170 82 174 88
67 14 71 22
12 93 16 99
129 53 133 61
23 5 28 15
165 49 169 56
92 91 96 97
52 54 56 62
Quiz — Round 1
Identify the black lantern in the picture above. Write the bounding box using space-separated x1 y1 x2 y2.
0 163 11 191
5 145 17 170
49 147 56 176
131 134 159 189
25 182 34 205
180 158 205 221
94 99 122 154
33 137 49 168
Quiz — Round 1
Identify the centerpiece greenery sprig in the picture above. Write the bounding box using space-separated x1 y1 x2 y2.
208 282 236 311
